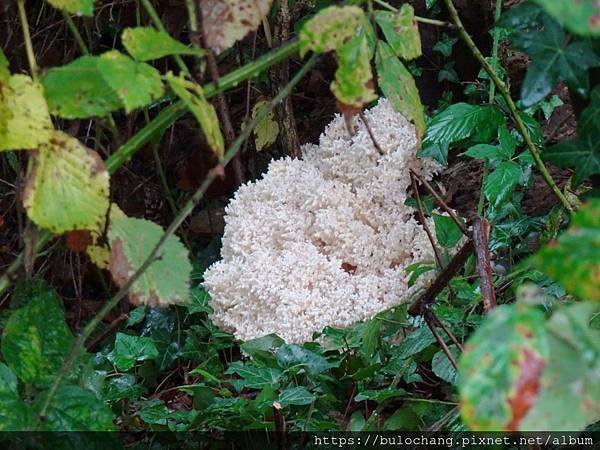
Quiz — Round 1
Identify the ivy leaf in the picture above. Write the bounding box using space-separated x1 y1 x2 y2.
200 0 273 54
331 34 377 108
533 199 599 300
432 33 457 57
46 0 94 16
0 363 34 430
278 386 316 407
299 6 365 56
423 103 504 146
520 303 600 430
0 75 53 151
1 283 72 386
532 0 600 37
375 4 421 60
107 206 192 306
122 27 205 61
98 51 164 113
276 344 336 375
251 98 279 151
484 161 521 207
432 213 463 248
166 72 224 159
544 87 600 185
225 361 283 389
376 41 425 138
23 131 110 233
108 332 159 371
459 304 549 431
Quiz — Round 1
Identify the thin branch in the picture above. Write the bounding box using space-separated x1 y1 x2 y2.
472 216 496 312
62 12 89 55
442 0 573 213
410 172 443 268
35 56 319 426
359 111 385 156
372 0 456 28
17 0 37 78
425 310 458 370
429 309 464 352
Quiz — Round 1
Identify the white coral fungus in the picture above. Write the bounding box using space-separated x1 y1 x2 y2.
204 99 442 343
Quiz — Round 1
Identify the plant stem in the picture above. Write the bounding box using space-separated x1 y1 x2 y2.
35 56 318 425
0 38 301 296
372 0 456 28
62 11 89 55
442 0 573 212
17 0 37 78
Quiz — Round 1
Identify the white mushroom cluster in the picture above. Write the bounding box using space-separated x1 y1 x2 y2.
203 99 442 343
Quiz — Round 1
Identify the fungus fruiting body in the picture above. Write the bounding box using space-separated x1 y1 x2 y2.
204 99 443 343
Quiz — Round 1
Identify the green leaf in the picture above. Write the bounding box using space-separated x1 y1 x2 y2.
107 206 192 306
276 344 336 375
498 125 517 158
108 332 159 371
46 0 94 16
98 51 164 113
432 33 457 57
241 334 284 357
354 388 406 402
298 6 365 56
375 4 421 60
122 27 205 61
432 213 463 248
417 142 448 165
544 87 600 185
432 346 459 384
459 304 549 431
166 72 224 159
395 326 436 359
519 111 545 148
484 161 521 207
103 374 147 401
532 0 600 36
39 384 116 431
251 98 279 151
520 303 600 430
533 199 600 300
42 56 122 118
0 75 53 151
201 0 273 54
1 284 72 386
331 34 377 108
135 399 169 425
423 103 504 145
463 144 501 161
225 361 283 389
0 48 10 83
23 130 110 233
0 363 33 430
361 318 381 361
376 42 425 138
278 386 316 406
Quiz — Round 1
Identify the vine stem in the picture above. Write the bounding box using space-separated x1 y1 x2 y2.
372 0 456 28
62 11 89 55
17 0 37 78
0 39 300 295
35 56 318 426
442 0 573 213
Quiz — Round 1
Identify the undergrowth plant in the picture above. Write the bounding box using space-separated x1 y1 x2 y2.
0 0 598 445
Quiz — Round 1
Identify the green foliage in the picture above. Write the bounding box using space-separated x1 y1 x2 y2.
432 214 464 248
0 363 33 430
532 0 600 36
46 0 94 16
122 27 204 61
298 6 364 56
108 333 159 371
250 98 279 151
375 5 421 60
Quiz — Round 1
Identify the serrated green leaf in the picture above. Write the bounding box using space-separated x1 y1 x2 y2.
278 386 316 406
533 199 599 300
375 4 421 60
251 99 279 151
331 34 377 108
298 6 365 56
108 332 159 371
276 344 336 375
122 27 204 61
459 304 549 431
201 0 273 54
1 283 72 386
0 363 34 430
463 144 501 161
432 213 463 248
532 0 600 36
376 41 424 138
46 0 94 16
520 303 600 430
395 326 436 359
166 72 224 159
23 130 109 233
104 374 147 402
98 51 164 113
107 206 192 306
484 161 521 207
0 75 53 151
39 384 116 431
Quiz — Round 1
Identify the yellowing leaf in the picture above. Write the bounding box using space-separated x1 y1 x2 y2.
166 72 224 159
46 0 94 16
23 131 110 233
98 51 164 113
251 99 279 151
107 206 192 307
201 0 273 54
87 230 110 269
299 6 365 56
0 48 9 84
375 5 422 60
0 75 53 151
122 27 205 61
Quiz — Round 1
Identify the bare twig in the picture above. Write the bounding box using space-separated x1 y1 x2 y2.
86 313 128 352
359 111 385 156
273 401 287 450
425 310 458 370
410 172 443 268
429 309 464 352
472 217 496 312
